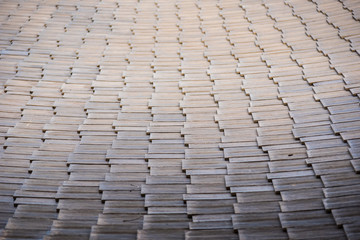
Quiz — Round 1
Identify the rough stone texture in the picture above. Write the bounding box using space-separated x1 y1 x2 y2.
0 0 359 239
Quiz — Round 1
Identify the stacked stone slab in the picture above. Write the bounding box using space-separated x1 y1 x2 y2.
0 0 359 239
137 0 189 239
218 1 287 239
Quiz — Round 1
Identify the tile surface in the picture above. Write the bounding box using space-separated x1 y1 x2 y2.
0 0 359 239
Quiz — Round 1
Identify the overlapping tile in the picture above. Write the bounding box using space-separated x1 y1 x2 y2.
0 0 359 239
137 1 189 239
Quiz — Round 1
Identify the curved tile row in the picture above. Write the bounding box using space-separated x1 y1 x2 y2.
0 0 359 239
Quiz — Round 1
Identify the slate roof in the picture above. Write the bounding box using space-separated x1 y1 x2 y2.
0 0 359 239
